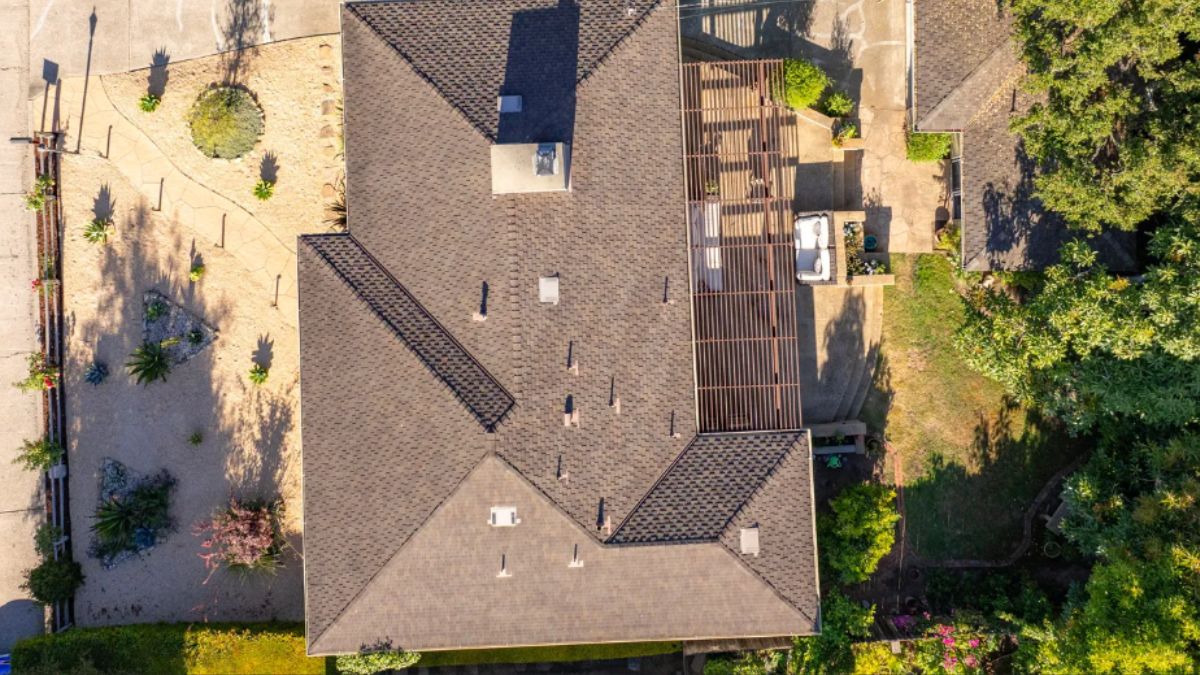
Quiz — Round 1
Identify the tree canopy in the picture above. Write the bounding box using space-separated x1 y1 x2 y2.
1010 0 1200 232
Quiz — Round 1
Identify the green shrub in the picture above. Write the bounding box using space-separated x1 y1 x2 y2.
145 299 168 321
24 175 53 211
139 93 161 112
776 58 830 110
188 87 264 159
14 436 65 471
821 90 854 117
819 482 900 584
127 341 172 384
13 622 321 674
790 591 875 673
249 363 269 385
253 179 275 200
91 472 175 558
23 557 84 604
14 352 59 391
906 132 954 162
188 430 204 446
834 121 858 147
189 263 206 282
83 218 114 244
34 523 65 558
336 641 421 675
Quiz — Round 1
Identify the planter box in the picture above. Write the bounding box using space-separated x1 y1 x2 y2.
846 274 896 286
813 443 861 456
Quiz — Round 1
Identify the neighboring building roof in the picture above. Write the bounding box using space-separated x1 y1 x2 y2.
912 0 1015 131
959 84 1137 271
913 0 1137 271
299 0 821 655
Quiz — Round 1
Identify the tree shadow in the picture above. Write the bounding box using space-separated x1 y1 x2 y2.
147 48 170 98
92 184 114 222
798 287 866 423
219 0 266 85
253 334 274 370
64 164 302 624
259 151 278 184
901 399 1085 562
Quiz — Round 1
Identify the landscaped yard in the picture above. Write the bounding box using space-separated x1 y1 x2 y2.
861 254 1086 561
49 37 342 627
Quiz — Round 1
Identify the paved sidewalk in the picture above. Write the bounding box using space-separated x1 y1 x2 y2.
28 0 339 86
1 0 48 653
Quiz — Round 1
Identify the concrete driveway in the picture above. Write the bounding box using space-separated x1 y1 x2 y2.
27 0 339 93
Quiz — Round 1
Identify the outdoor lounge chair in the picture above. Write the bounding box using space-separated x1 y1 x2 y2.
794 213 831 282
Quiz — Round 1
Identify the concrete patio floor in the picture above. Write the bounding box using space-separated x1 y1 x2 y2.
682 0 949 253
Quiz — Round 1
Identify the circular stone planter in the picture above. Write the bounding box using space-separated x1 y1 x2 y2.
187 85 264 159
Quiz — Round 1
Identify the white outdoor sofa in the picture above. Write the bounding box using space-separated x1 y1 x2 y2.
794 212 831 282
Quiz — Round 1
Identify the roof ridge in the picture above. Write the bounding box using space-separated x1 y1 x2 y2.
300 233 516 430
715 432 803 537
343 4 494 141
576 0 669 94
608 434 700 542
717 440 820 627
309 449 500 653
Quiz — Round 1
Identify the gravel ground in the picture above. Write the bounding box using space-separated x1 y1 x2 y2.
61 122 308 628
100 36 344 232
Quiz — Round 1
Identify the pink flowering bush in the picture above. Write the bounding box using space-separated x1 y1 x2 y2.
194 498 283 578
912 622 998 674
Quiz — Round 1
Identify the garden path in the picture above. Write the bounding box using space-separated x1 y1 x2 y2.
33 75 309 325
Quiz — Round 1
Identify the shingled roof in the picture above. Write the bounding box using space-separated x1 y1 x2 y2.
298 0 820 654
913 0 1137 271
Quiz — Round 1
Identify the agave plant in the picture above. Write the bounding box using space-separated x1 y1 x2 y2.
92 497 140 552
83 218 114 244
85 361 109 386
127 342 171 384
139 93 161 112
188 264 206 282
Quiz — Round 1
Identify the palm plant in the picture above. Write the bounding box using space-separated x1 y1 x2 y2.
253 179 274 201
92 497 140 552
127 342 171 384
83 218 114 244
248 363 269 385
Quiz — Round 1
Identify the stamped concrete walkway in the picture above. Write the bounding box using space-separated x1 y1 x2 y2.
36 76 303 324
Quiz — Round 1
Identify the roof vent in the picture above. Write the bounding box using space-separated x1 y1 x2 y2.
740 526 760 556
569 543 584 568
491 143 571 194
539 275 560 305
535 144 558 176
497 553 512 578
489 506 520 527
498 95 523 113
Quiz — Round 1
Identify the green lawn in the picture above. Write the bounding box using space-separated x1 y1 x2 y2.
861 254 1084 561
13 622 325 675
416 641 681 667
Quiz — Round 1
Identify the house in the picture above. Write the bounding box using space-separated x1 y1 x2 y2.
912 0 1136 271
296 0 821 656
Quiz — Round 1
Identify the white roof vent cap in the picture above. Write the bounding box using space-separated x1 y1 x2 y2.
539 274 560 305
740 526 760 556
490 506 520 526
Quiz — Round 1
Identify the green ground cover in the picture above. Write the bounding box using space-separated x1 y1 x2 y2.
417 641 681 668
861 254 1084 560
12 622 324 674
